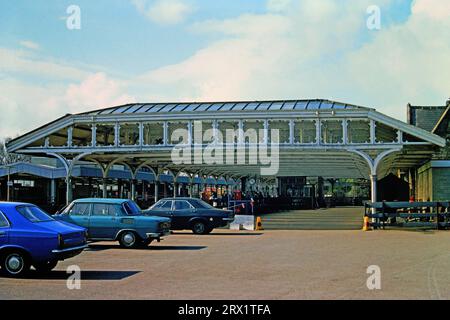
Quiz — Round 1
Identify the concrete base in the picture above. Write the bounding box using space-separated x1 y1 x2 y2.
230 215 255 231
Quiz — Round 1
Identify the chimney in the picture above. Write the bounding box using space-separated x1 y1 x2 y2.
446 98 450 106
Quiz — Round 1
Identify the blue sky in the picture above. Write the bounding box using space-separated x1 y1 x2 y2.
0 0 449 138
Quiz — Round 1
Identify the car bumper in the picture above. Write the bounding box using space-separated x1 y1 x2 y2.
52 244 88 260
146 231 170 239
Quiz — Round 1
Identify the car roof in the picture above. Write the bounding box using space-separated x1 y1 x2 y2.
159 197 199 201
0 201 33 208
72 198 130 204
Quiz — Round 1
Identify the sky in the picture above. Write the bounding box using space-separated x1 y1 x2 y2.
0 0 449 139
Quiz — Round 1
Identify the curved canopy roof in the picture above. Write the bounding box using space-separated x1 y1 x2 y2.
80 99 369 116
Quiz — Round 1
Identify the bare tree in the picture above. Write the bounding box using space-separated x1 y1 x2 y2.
0 138 31 165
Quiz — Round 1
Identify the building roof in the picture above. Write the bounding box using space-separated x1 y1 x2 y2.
407 103 448 132
79 99 370 116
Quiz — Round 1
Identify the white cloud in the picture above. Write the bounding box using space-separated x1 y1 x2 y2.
0 47 90 81
267 0 292 12
131 0 194 25
19 40 40 50
131 0 450 120
411 0 450 20
0 73 135 138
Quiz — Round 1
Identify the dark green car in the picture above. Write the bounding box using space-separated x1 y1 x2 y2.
55 198 171 248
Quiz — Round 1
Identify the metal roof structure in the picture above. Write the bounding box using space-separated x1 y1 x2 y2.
5 98 447 204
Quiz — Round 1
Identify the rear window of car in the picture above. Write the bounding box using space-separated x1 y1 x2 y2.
0 211 9 227
174 201 192 210
123 201 142 215
17 206 55 223
189 199 215 209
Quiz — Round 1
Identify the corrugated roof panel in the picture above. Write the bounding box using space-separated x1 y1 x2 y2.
208 103 224 111
233 102 248 111
294 101 308 110
245 102 260 110
307 101 321 110
221 103 236 111
269 102 284 110
257 102 272 110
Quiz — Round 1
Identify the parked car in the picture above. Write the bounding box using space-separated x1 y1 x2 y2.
0 202 87 277
143 198 235 234
54 198 171 248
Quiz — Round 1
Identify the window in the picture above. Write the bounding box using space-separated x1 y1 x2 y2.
294 120 316 143
143 122 164 145
161 201 173 210
119 123 140 146
269 120 290 143
17 206 54 223
123 201 141 215
168 121 189 145
96 123 116 147
193 121 213 144
375 122 397 143
243 120 264 144
109 205 124 216
174 201 192 210
218 121 239 144
348 120 370 144
321 120 343 144
92 204 110 216
190 199 215 209
68 203 90 216
0 212 9 227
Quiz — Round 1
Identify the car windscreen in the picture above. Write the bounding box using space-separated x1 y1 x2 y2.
17 206 55 223
123 201 142 215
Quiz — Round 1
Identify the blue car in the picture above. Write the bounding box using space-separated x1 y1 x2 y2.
55 198 171 248
0 202 88 277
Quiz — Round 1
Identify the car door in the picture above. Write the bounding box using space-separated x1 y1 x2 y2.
150 200 173 218
65 203 91 229
88 203 118 239
0 211 10 246
172 200 195 229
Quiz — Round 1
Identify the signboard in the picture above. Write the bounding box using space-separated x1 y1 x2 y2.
230 215 255 231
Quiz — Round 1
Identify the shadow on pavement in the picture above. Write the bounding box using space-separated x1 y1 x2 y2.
173 232 264 236
86 244 207 251
24 270 140 280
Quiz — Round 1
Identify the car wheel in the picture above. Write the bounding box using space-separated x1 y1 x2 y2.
119 231 138 248
1 251 30 277
192 221 207 235
34 260 58 273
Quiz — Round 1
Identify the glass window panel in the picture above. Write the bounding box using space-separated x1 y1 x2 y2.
208 103 223 111
159 104 176 112
92 204 109 216
112 106 131 114
72 124 93 147
333 103 347 109
96 123 116 147
243 120 264 143
221 103 235 111
294 120 316 143
218 120 239 144
321 120 343 144
99 108 115 115
307 101 321 110
348 120 370 144
0 212 9 227
195 104 211 111
320 101 334 109
184 104 199 111
193 121 213 144
143 122 164 145
126 104 144 113
294 101 308 110
269 120 290 143
172 104 188 112
168 121 189 145
119 123 140 146
245 102 260 110
269 102 284 110
47 127 69 147
233 103 248 111
282 102 296 110
257 102 271 110
375 122 397 143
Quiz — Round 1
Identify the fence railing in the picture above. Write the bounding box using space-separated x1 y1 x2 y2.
364 201 450 229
